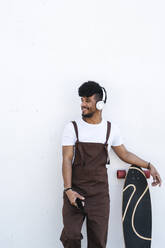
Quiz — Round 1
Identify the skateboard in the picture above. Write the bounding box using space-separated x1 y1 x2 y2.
117 165 152 248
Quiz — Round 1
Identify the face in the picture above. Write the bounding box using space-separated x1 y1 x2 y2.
81 95 97 118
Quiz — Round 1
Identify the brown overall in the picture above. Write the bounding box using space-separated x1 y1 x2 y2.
60 120 111 248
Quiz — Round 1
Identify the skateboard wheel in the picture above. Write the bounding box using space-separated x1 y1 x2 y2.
144 170 150 178
117 170 126 179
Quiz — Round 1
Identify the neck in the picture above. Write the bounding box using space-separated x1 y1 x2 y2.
82 112 102 124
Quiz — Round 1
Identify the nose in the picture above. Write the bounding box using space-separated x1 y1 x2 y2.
81 102 88 109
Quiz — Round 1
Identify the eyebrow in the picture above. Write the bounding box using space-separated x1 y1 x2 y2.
81 97 90 101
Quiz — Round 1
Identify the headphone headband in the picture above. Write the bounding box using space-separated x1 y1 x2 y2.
101 87 107 103
96 87 107 110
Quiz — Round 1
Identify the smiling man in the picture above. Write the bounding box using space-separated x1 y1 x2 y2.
60 81 162 248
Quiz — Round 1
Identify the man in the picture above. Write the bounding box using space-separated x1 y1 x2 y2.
60 81 162 248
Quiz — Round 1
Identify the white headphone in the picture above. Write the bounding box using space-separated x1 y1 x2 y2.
96 87 107 110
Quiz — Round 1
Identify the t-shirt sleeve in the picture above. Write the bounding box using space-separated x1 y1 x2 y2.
111 123 124 146
61 122 76 146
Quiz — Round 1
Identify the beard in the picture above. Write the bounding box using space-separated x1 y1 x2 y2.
82 111 95 118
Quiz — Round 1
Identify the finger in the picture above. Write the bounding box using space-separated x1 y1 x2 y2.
151 175 158 186
152 173 157 181
156 174 162 186
71 197 78 207
71 201 78 208
152 175 161 187
159 179 162 187
152 181 157 186
76 193 85 200
154 174 160 182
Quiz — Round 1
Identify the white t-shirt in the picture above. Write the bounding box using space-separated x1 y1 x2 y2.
61 118 123 152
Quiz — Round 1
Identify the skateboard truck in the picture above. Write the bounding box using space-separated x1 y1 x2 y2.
117 169 150 179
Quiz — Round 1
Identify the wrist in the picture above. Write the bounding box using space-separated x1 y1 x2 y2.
64 187 72 193
147 162 151 170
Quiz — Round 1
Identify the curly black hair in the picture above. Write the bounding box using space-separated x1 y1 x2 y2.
78 81 104 102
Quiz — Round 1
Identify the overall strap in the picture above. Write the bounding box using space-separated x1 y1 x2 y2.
104 121 111 165
72 121 79 142
105 121 111 144
72 121 84 166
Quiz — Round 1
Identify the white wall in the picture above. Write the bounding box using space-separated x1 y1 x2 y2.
0 0 165 247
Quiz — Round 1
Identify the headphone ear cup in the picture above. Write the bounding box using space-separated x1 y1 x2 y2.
96 101 104 110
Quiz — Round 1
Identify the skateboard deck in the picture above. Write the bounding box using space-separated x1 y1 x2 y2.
118 165 152 248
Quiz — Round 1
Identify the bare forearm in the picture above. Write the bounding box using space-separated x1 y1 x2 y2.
62 159 72 188
121 151 149 169
112 144 162 186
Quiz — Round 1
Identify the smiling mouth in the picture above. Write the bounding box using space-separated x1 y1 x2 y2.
82 108 88 111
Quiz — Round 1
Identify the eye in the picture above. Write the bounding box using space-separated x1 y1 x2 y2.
81 97 90 103
86 98 90 103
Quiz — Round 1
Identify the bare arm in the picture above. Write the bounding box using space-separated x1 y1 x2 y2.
62 146 73 189
62 146 85 207
112 144 162 186
112 144 149 168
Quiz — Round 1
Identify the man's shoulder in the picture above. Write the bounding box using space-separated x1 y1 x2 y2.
104 119 122 131
62 118 81 131
63 121 74 132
